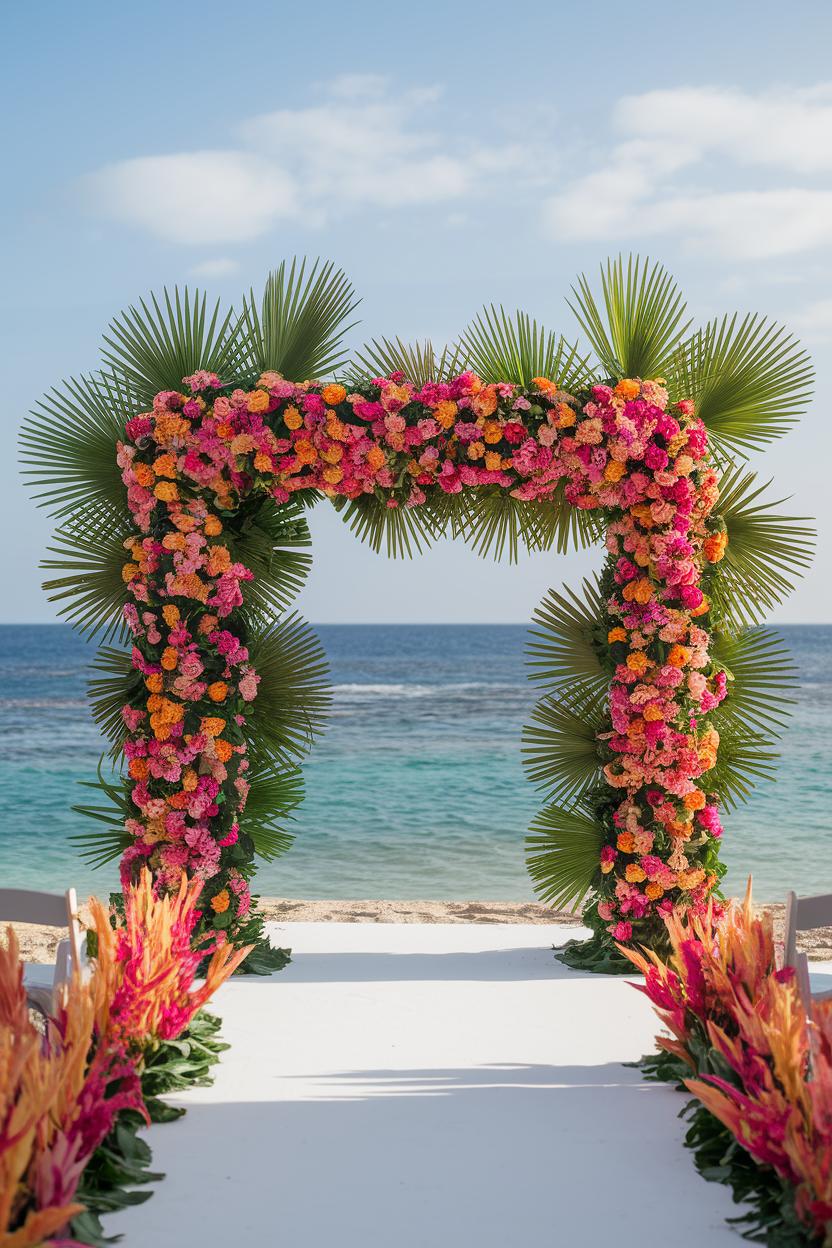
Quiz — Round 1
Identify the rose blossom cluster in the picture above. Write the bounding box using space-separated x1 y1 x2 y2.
116 368 729 950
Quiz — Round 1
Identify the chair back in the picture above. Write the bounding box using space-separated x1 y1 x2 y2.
784 890 832 969
0 887 83 993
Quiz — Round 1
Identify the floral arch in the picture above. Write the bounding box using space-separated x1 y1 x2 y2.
21 257 814 971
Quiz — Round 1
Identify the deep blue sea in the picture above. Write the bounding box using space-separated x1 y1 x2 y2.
0 624 829 903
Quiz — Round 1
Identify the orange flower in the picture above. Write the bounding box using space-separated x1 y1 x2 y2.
625 864 646 883
206 545 232 575
247 389 270 414
182 768 198 792
684 789 706 811
153 453 177 479
214 738 234 763
254 452 273 473
617 831 635 853
434 400 457 429
162 604 181 627
154 481 179 502
283 406 303 430
320 444 343 464
321 383 346 406
210 890 231 914
134 462 155 486
645 882 664 901
703 532 729 563
667 644 691 669
556 403 576 429
145 673 164 694
532 376 559 395
471 387 498 418
604 460 626 483
161 646 178 671
366 445 386 471
607 627 628 644
200 716 226 737
643 704 665 722
614 379 640 400
122 562 140 583
484 451 503 471
198 614 219 635
691 595 710 618
207 681 228 703
483 421 503 444
467 441 485 460
129 757 149 781
626 650 650 675
323 465 343 484
622 577 653 605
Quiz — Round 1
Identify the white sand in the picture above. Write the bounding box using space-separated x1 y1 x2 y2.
104 920 791 1248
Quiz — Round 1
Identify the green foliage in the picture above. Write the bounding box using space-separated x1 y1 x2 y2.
711 466 815 628
88 646 142 757
671 314 813 460
41 502 132 643
19 371 132 520
350 336 464 387
525 802 603 911
526 577 607 705
72 763 133 867
230 497 314 622
708 722 781 811
457 305 592 389
238 257 359 381
245 612 331 770
241 764 305 861
458 491 543 563
101 287 240 406
529 484 603 554
333 493 441 558
569 254 691 379
523 689 606 807
711 626 798 739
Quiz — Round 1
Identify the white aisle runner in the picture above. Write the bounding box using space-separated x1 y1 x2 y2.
111 922 742 1247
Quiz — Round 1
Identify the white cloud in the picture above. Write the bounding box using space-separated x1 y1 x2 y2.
189 257 239 278
544 84 832 260
793 297 832 341
85 76 522 244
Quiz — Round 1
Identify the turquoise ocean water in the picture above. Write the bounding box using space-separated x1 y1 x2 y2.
0 623 829 903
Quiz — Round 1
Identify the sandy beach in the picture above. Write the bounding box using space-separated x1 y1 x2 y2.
8 896 832 963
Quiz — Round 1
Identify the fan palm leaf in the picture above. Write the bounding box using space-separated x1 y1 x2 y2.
41 502 132 642
711 466 815 628
72 761 133 868
706 723 781 811
526 577 608 704
457 305 592 389
526 801 604 911
349 337 464 387
670 314 813 459
333 494 441 558
238 258 359 382
523 689 607 807
528 484 604 553
569 255 691 379
240 764 305 861
101 287 240 406
457 490 545 563
711 626 797 739
88 645 142 757
229 498 314 622
245 613 331 770
20 370 133 520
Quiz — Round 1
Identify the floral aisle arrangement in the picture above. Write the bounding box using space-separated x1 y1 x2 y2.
20 256 814 968
623 891 832 1245
0 870 248 1248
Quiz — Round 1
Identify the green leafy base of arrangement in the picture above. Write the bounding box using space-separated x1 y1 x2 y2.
71 1010 227 1246
554 934 634 975
635 1052 817 1247
236 936 291 976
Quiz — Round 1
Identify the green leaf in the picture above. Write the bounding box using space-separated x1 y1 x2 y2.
41 502 133 642
457 305 592 389
101 287 240 406
245 612 331 770
241 765 305 861
711 466 815 628
528 482 604 554
710 626 798 739
230 497 313 622
350 337 464 387
20 370 133 520
568 254 691 379
707 722 781 811
523 689 606 807
457 490 544 563
526 802 603 911
72 760 132 868
88 645 142 757
526 577 608 704
238 257 360 381
670 314 813 459
332 494 441 558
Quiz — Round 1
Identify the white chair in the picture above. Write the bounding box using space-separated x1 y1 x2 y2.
783 890 832 1012
0 887 84 1016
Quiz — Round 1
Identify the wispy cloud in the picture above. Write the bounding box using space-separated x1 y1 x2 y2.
544 85 832 259
189 257 240 278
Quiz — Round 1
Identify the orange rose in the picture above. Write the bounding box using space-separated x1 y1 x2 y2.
614 379 640 400
122 562 140 583
703 532 728 563
667 644 691 669
154 481 179 502
134 462 155 487
162 604 181 627
626 650 650 675
625 864 646 883
616 832 635 854
684 789 706 811
645 882 664 901
604 460 626 483
204 515 223 537
366 446 386 471
321 383 347 406
153 453 177 479
434 400 457 429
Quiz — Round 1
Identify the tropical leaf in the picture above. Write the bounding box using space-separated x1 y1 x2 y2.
457 305 592 389
245 613 331 770
711 626 798 739
568 255 691 379
101 287 240 405
72 761 133 868
670 314 813 459
230 498 313 621
528 484 604 554
526 577 608 705
88 645 142 757
350 337 464 387
41 502 133 642
457 490 544 563
19 370 134 520
240 765 305 861
523 689 607 807
706 723 781 811
526 801 604 911
710 466 815 628
332 493 441 558
238 258 359 382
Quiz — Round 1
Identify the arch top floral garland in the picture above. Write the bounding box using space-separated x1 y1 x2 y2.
118 364 729 957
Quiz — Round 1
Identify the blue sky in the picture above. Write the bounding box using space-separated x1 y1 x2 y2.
3 0 831 623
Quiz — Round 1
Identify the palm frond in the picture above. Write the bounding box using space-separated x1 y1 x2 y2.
333 494 440 558
230 498 313 622
72 760 132 868
523 689 606 807
711 626 798 739
710 466 815 628
238 258 359 382
41 503 133 642
526 801 603 911
349 337 464 387
457 490 544 563
670 314 813 459
458 305 592 389
529 483 604 553
20 371 133 520
101 288 240 405
568 255 691 379
706 723 781 811
526 578 608 705
240 765 305 861
245 613 331 770
88 645 142 757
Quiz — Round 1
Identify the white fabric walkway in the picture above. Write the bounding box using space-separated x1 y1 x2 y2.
111 922 745 1247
